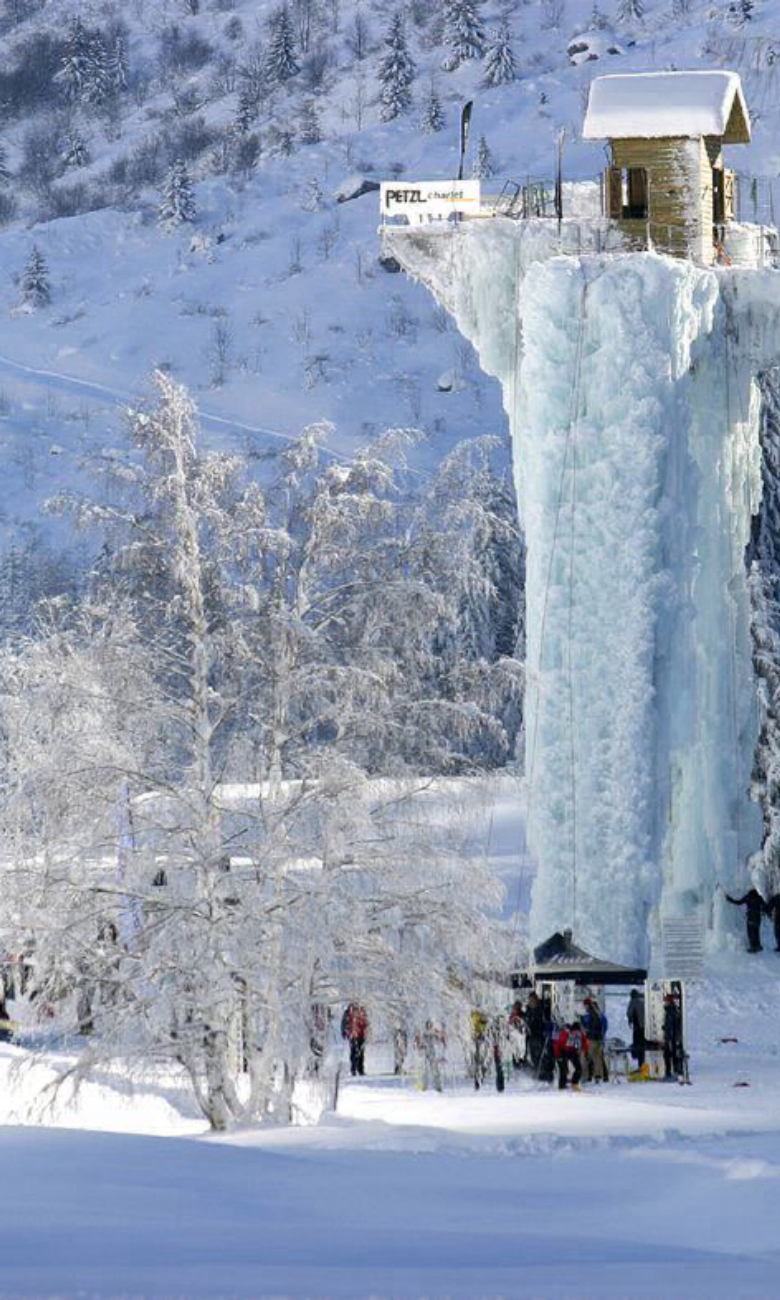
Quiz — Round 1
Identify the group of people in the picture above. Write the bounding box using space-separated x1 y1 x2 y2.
507 986 685 1089
726 888 780 953
627 987 684 1080
341 985 686 1092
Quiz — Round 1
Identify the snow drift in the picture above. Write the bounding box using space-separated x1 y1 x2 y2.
385 219 780 964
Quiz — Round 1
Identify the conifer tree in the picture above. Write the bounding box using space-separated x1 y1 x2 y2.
266 5 300 87
275 127 296 156
378 13 416 121
55 18 95 102
83 31 110 107
21 246 51 308
299 100 322 144
63 128 91 170
106 32 130 93
472 133 494 179
615 0 644 23
442 0 485 71
420 82 445 133
482 21 517 87
234 84 258 135
159 159 196 228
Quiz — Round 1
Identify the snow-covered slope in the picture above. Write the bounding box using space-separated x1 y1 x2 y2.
1 0 779 547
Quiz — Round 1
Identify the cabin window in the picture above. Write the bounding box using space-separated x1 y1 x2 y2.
606 166 648 220
623 167 648 219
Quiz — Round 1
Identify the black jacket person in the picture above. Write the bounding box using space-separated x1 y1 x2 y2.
765 894 780 952
726 889 765 952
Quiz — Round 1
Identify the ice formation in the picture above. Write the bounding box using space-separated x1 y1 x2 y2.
385 218 780 965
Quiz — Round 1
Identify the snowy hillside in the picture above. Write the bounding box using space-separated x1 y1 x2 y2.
0 0 779 554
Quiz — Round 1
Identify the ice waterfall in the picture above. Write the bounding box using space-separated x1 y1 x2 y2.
385 220 780 965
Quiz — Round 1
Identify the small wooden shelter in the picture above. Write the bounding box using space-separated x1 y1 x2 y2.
583 70 751 262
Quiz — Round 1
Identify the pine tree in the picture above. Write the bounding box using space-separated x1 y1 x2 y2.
274 126 296 156
83 31 110 107
420 82 445 133
62 128 91 170
266 5 300 87
378 13 416 122
106 32 130 95
481 21 517 87
442 0 485 71
299 100 321 144
21 246 51 308
55 17 95 102
158 159 196 228
615 0 644 23
234 84 258 135
472 134 494 179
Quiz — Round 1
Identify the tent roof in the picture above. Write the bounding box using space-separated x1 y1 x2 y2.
582 71 751 143
531 931 647 985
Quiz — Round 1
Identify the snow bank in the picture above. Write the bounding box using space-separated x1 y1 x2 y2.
385 220 780 965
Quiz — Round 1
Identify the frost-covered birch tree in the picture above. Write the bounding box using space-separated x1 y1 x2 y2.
0 377 508 1131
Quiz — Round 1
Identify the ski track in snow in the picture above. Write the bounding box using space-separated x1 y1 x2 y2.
0 347 313 451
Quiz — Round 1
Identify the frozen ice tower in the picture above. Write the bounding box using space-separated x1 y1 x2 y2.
384 216 780 965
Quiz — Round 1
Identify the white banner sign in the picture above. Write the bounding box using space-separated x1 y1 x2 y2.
380 179 481 223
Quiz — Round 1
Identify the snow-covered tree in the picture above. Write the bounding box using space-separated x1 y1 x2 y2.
106 31 130 94
234 83 259 134
442 0 485 70
298 99 322 144
589 1 610 26
54 17 94 102
0 145 10 185
481 22 517 87
615 0 644 23
0 382 506 1130
62 128 90 171
158 159 196 228
55 18 109 108
266 5 301 87
472 133 495 179
21 245 50 308
378 13 416 121
420 81 445 133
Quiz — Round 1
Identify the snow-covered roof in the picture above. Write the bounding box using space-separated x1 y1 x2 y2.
583 71 751 143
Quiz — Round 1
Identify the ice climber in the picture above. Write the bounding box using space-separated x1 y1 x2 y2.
626 989 646 1068
341 1003 369 1076
553 1021 588 1090
725 888 765 952
582 997 608 1082
763 892 780 952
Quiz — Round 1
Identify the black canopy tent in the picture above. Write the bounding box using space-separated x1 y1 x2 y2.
529 930 647 987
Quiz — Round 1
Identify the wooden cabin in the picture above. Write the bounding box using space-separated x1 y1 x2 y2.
583 71 751 263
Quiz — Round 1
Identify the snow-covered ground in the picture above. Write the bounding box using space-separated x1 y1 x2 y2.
1 953 778 1298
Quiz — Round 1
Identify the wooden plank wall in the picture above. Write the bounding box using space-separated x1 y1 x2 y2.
611 136 719 263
